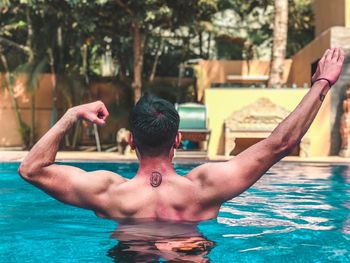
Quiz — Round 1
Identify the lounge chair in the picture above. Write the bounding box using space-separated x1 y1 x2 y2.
175 103 211 158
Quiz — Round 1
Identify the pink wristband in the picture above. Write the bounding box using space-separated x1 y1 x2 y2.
312 78 332 87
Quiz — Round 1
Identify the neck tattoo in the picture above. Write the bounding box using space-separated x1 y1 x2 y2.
150 171 162 187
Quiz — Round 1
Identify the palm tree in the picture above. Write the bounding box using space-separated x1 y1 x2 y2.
268 0 289 88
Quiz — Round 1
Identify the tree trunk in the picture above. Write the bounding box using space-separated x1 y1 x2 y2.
207 32 211 59
57 27 64 74
199 31 203 58
132 21 143 104
149 38 164 82
268 0 288 88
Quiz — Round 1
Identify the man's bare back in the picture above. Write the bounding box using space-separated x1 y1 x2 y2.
87 168 220 221
18 48 345 222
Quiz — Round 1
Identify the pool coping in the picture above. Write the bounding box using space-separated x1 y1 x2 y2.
1 151 350 165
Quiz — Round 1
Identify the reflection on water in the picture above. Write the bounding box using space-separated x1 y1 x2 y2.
107 220 215 262
214 163 350 240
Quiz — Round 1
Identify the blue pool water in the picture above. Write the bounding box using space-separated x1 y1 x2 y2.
0 161 349 262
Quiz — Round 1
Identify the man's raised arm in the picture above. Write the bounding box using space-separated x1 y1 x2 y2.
18 101 125 213
189 48 345 204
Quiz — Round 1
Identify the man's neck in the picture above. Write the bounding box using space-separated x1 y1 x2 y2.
136 156 176 178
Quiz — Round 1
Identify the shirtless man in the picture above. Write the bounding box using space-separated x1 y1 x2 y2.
18 48 344 222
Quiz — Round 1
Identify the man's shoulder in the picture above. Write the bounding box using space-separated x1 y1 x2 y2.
89 170 127 185
185 161 235 187
185 163 216 185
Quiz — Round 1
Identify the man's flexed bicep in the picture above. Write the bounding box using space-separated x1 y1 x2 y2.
17 100 118 212
20 164 125 212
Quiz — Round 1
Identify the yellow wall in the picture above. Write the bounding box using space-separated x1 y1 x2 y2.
205 88 331 157
314 0 347 36
197 60 292 101
347 0 350 27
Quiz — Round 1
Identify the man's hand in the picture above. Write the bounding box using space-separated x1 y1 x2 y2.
312 48 345 86
71 101 109 126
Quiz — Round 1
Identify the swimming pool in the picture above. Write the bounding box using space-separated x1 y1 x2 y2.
0 161 349 262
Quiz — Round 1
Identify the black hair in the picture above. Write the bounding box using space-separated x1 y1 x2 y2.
129 94 180 157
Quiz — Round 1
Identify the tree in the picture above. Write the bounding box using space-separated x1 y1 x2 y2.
287 0 314 57
113 0 218 104
268 0 289 88
0 0 97 147
113 0 170 104
216 0 272 60
216 0 313 61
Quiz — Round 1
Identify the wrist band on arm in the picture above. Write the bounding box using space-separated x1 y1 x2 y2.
312 78 332 88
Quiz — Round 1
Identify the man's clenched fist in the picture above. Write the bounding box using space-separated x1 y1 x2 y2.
312 48 345 87
70 101 109 126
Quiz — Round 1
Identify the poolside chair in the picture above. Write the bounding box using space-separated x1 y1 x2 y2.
175 103 211 158
224 98 310 157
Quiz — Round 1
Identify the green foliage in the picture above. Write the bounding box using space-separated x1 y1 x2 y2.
287 0 314 57
144 79 194 104
214 0 272 59
216 0 314 59
219 0 272 19
0 0 316 73
215 35 245 59
107 79 134 123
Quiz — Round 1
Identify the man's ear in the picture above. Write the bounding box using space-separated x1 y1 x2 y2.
128 132 136 150
174 132 182 149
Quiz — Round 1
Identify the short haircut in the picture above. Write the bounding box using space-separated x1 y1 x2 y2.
129 94 180 157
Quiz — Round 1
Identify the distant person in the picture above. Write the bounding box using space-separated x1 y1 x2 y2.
19 48 344 222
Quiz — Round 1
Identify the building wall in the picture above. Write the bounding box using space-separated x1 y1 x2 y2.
289 27 350 87
314 0 347 36
0 74 124 147
288 29 331 87
197 60 292 100
204 88 331 157
0 74 55 147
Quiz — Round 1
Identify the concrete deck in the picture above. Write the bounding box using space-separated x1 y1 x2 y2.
1 151 350 164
